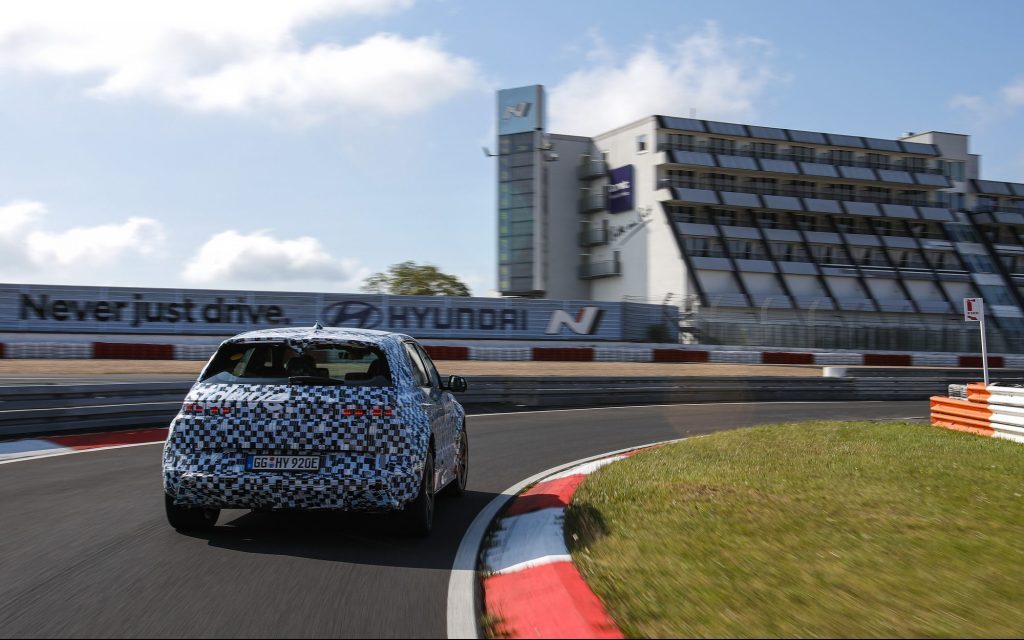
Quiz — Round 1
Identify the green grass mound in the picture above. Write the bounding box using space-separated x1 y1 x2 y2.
566 421 1024 638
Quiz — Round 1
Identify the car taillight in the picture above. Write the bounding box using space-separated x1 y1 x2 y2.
343 405 394 418
182 403 231 416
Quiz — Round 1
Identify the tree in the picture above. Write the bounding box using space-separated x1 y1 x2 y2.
361 261 471 296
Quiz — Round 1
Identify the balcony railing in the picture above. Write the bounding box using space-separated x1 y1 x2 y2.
578 227 610 247
974 204 1024 215
852 258 893 268
658 141 943 175
662 177 937 208
685 250 731 259
578 158 607 180
578 192 607 213
578 259 621 279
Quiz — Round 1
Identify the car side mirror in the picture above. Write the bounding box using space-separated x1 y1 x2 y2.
446 375 468 393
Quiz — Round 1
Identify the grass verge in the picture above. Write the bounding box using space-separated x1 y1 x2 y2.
565 421 1024 638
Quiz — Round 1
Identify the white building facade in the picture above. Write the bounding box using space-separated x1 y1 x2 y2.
496 85 1024 350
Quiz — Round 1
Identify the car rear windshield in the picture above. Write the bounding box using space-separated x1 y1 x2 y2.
201 341 393 386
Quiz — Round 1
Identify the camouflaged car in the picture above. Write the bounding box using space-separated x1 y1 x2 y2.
162 325 468 536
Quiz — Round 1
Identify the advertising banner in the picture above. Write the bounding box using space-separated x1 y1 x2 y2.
608 165 634 213
0 283 677 341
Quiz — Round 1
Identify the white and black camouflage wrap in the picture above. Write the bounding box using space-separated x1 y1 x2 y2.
162 327 465 511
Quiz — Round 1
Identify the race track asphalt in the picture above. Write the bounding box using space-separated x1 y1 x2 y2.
0 400 927 638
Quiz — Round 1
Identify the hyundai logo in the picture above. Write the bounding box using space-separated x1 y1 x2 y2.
324 301 382 329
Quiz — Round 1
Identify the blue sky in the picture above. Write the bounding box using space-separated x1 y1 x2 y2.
1 0 1023 296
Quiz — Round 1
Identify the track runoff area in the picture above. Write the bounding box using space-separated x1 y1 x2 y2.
0 397 927 638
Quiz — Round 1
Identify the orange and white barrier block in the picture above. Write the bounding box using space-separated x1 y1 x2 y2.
930 383 1024 444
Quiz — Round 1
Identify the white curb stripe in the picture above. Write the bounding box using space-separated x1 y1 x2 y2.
494 554 574 576
0 440 164 466
544 455 626 481
0 439 73 461
483 507 570 575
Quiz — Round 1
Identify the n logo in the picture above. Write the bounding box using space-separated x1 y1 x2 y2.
545 306 604 335
502 102 531 120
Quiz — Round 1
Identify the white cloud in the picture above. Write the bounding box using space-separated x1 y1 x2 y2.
0 1 479 122
949 93 996 124
949 94 984 112
1001 78 1024 107
950 77 1024 125
0 200 165 271
182 229 368 287
0 200 45 242
26 218 164 267
169 34 478 119
549 22 779 136
453 270 490 297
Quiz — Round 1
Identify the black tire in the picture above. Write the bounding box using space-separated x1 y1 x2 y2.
165 493 219 532
399 448 435 537
443 428 468 497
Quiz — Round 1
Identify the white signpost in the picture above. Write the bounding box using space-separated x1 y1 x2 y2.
964 297 989 385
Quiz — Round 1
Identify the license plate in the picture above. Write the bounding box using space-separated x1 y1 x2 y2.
245 455 321 472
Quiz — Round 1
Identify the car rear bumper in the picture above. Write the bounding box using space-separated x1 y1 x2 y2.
162 447 423 511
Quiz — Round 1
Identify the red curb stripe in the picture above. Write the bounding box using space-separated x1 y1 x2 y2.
48 427 168 450
762 351 814 365
531 347 594 362
959 355 1004 368
423 345 469 360
504 475 586 517
652 349 708 363
484 562 624 639
93 343 174 360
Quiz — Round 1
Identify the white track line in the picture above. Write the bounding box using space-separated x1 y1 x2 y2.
0 440 164 466
469 399 889 419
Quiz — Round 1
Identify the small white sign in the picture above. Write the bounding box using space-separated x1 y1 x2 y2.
964 297 983 322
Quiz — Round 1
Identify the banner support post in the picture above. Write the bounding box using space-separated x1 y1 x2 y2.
965 297 989 386
980 311 990 387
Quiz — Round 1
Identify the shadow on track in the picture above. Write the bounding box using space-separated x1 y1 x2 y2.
183 489 500 570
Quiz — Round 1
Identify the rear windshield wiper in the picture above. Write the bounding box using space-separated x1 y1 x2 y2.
288 376 345 386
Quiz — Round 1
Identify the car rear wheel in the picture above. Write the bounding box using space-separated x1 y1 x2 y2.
443 429 468 497
165 493 219 532
399 448 435 537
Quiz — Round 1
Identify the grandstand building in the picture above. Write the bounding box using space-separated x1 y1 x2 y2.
495 85 1024 351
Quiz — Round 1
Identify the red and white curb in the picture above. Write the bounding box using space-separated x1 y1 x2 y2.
0 427 167 463
446 441 677 639
1 339 1020 368
481 454 641 638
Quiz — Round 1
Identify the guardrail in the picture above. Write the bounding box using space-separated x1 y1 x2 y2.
4 371 1021 438
0 381 193 436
